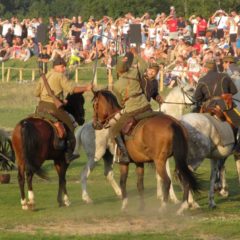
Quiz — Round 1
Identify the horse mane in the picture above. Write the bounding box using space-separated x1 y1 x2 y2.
64 93 85 125
93 89 122 109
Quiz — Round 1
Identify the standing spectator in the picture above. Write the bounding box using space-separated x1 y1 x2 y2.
227 10 239 57
38 46 50 73
165 14 178 40
196 15 207 38
211 10 228 39
36 17 48 45
2 20 12 37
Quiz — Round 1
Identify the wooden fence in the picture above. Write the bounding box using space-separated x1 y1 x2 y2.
1 62 165 92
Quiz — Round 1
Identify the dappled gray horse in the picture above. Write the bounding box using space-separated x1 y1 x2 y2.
177 113 235 214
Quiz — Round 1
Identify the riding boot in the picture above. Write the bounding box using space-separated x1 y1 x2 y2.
65 130 79 164
234 128 240 158
115 135 130 163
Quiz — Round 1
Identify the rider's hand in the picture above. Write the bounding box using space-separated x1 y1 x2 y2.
156 95 164 104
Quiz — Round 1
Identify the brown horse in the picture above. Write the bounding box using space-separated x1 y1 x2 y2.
92 90 200 212
12 93 85 210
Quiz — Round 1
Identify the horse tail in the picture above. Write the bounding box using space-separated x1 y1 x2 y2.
172 122 200 193
20 120 48 180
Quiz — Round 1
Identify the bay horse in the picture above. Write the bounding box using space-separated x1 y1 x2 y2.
92 89 201 212
74 84 195 205
12 93 85 210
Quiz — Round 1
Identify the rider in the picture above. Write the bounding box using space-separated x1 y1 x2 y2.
110 49 161 163
35 56 92 163
194 59 240 150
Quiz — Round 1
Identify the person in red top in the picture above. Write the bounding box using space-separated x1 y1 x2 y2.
166 15 178 39
196 15 207 37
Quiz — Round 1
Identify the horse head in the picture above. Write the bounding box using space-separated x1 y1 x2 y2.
180 83 196 105
64 93 85 125
92 89 121 130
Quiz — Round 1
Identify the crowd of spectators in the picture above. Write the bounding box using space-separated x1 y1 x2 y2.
0 6 240 86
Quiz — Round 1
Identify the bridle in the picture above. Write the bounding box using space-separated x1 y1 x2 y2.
163 85 196 108
92 93 120 129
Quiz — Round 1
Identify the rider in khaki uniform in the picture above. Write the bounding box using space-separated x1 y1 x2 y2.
111 51 160 163
35 57 92 163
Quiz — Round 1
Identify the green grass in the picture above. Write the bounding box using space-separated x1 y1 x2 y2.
1 61 240 239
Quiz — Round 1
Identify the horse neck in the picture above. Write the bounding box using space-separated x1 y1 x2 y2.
161 87 185 119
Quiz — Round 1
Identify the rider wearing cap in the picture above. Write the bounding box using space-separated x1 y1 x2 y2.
110 50 161 163
194 59 240 150
35 56 92 163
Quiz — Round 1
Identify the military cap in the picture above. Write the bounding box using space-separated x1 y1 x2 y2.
223 55 235 63
204 60 216 70
53 56 67 67
149 62 160 71
116 59 129 74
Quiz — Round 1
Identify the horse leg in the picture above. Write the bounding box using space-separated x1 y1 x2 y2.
103 150 122 198
81 158 97 203
119 163 129 211
55 160 70 207
209 159 218 209
136 163 145 211
166 160 179 203
155 160 171 211
234 153 240 185
18 166 28 210
218 160 229 197
26 171 35 210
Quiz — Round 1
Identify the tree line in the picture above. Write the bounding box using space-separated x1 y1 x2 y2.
0 0 240 20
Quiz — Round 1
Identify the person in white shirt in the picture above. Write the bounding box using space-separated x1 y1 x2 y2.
227 10 240 57
187 50 201 85
211 10 228 39
2 20 12 37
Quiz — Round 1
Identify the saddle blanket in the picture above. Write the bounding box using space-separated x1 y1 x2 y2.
204 113 235 147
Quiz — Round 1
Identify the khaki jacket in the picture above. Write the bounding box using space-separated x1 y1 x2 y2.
35 69 76 104
112 56 150 113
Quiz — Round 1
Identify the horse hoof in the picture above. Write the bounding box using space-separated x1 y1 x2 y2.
171 198 180 204
219 189 229 198
22 205 28 210
27 203 35 211
82 197 93 204
158 203 167 214
209 203 217 209
121 198 128 212
189 202 200 209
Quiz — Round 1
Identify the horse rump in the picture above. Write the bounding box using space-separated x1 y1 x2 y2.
171 122 201 193
20 119 48 180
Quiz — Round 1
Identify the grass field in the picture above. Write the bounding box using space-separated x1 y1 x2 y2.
0 62 240 239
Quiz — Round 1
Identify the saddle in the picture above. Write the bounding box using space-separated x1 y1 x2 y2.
121 111 163 137
200 94 234 127
30 112 67 150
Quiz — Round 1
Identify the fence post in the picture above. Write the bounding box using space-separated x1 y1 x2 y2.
108 68 113 90
2 62 4 83
6 68 11 82
75 68 78 83
32 69 35 82
93 67 98 86
160 65 164 92
19 69 23 83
